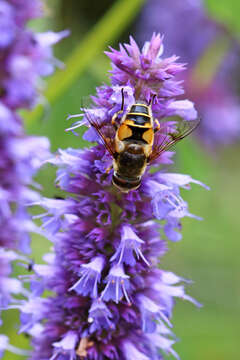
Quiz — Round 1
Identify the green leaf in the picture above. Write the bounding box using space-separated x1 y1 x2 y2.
190 34 231 91
205 0 240 36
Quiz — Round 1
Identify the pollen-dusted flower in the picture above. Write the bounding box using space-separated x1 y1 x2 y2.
20 34 207 359
136 0 240 147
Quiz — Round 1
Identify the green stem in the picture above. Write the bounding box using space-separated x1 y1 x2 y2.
190 34 231 91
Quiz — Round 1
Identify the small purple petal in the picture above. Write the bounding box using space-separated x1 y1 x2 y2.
122 341 150 360
70 256 105 298
101 264 131 304
111 225 150 266
167 100 197 120
88 299 114 333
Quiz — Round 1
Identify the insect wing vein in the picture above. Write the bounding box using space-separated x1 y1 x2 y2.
149 118 200 162
84 108 116 157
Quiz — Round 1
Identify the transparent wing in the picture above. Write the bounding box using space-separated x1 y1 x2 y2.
149 117 200 163
84 109 116 157
68 97 116 158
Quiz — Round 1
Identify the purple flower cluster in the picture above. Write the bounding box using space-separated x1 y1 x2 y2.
0 0 68 355
18 34 207 359
136 0 240 147
0 0 68 110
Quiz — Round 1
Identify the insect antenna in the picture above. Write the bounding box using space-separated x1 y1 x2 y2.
148 94 156 106
120 87 125 111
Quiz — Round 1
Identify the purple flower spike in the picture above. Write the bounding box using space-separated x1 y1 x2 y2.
70 256 105 298
0 0 68 352
106 33 186 102
111 225 150 266
101 264 131 304
17 34 207 360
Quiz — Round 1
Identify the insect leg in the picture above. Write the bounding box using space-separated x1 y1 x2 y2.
111 88 125 129
105 164 113 174
111 111 123 129
154 119 160 133
76 338 94 358
148 94 156 106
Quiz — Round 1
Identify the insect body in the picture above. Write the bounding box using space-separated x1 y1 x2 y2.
83 89 199 192
112 101 157 191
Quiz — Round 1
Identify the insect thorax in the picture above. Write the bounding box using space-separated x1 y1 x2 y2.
117 102 154 147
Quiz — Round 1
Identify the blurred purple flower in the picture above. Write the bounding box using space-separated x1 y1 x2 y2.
136 0 240 147
0 0 68 109
18 35 207 360
186 79 240 146
0 0 68 355
0 250 26 315
137 0 220 64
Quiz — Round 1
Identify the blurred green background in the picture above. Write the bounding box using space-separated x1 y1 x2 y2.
2 0 240 359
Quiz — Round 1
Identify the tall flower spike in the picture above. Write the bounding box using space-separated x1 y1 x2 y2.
18 34 207 360
0 0 68 355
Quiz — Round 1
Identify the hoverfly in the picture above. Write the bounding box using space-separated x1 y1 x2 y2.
82 89 199 192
